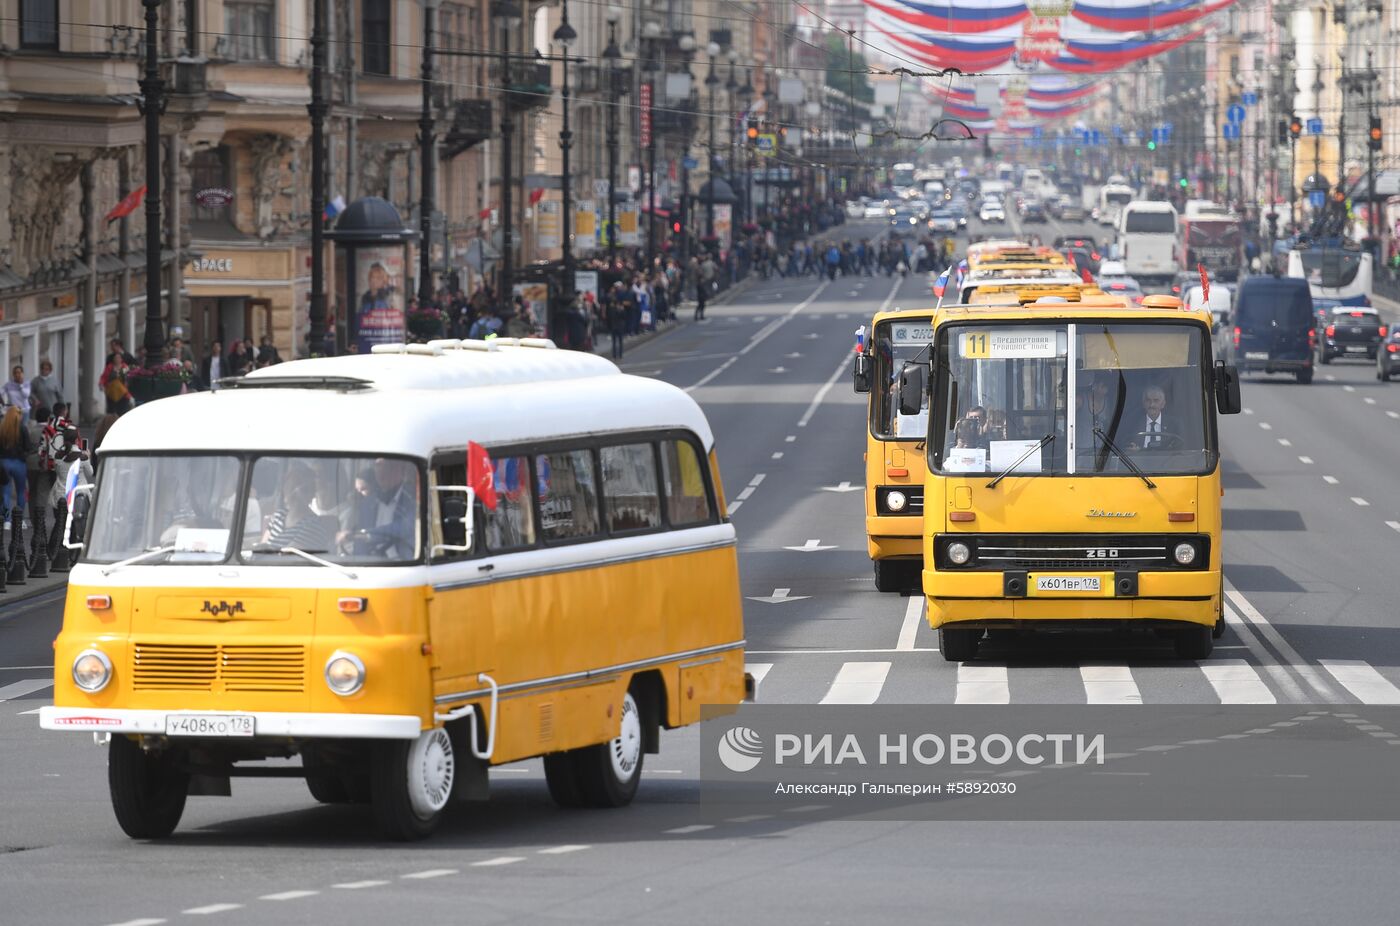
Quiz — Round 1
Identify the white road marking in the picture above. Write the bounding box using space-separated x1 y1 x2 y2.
1386 521 1400 532
538 845 591 855
1277 438 1292 447
744 663 773 686
726 814 774 823
783 539 837 552
665 825 714 835
1364 397 1377 405
735 486 756 501
1259 422 1273 430
333 881 390 889
746 588 810 604
1388 410 1400 419
749 474 767 486
745 648 939 654
1325 374 1336 381
819 661 892 704
17 707 42 715
470 857 525 867
182 904 243 915
1226 589 1343 703
771 452 784 459
260 890 320 901
401 869 458 880
785 435 797 442
726 500 743 515
0 679 53 701
1242 407 1254 415
1319 661 1400 704
685 356 737 392
105 920 166 926
956 664 1010 704
1323 475 1339 485
897 597 925 651
1200 660 1276 704
821 481 862 493
1352 497 1370 506
1298 456 1313 464
1079 664 1143 704
798 278 899 430
1343 384 1356 393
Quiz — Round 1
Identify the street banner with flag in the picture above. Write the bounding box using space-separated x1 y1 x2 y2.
104 185 146 223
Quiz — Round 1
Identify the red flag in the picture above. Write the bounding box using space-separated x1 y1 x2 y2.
467 441 498 511
528 188 545 206
1080 265 1094 284
1198 264 1210 303
478 205 493 220
104 185 146 223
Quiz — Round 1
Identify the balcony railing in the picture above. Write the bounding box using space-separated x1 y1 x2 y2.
505 61 552 111
444 99 493 157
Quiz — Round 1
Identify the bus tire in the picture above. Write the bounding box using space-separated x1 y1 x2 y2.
573 690 645 808
939 627 982 662
543 752 585 808
873 560 904 593
370 728 455 841
1295 367 1313 384
1174 624 1214 660
108 735 188 840
306 774 351 804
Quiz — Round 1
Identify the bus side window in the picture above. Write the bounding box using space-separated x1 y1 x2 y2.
536 449 601 542
601 443 662 533
660 439 714 527
484 455 536 551
429 460 471 559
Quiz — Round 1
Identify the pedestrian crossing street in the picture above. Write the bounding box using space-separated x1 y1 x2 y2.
745 657 1400 706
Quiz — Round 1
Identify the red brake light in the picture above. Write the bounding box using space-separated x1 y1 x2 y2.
1349 311 1365 317
1380 326 1388 338
1090 252 1101 261
1326 324 1336 337
1388 343 1399 353
1308 327 1317 348
1233 326 1241 348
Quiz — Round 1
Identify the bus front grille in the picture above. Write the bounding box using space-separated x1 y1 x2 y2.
133 643 305 692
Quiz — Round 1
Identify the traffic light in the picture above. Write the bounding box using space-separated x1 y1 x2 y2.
1277 119 1289 145
1289 115 1302 139
1178 177 1189 189
1147 140 1157 151
746 118 759 143
1370 116 1383 151
672 219 683 235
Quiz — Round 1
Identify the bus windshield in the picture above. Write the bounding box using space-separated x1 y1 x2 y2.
87 454 423 565
930 322 1211 477
873 318 934 438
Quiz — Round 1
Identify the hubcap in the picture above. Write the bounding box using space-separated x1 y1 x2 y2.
609 693 642 783
407 728 455 819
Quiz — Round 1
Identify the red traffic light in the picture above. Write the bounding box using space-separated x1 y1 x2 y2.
1288 116 1302 138
671 221 682 234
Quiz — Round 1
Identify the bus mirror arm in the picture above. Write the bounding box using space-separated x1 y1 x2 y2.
430 485 477 556
1214 360 1242 415
63 484 94 552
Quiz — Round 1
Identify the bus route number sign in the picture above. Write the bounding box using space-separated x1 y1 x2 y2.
959 329 1057 359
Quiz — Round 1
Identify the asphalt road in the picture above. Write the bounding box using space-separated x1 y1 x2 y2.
4 215 1400 925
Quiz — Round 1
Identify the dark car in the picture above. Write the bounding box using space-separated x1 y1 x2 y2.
1318 306 1384 363
1378 327 1400 381
1062 247 1100 276
1230 276 1315 383
1021 200 1048 223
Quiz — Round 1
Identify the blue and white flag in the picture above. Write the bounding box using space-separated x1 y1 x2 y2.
324 195 347 221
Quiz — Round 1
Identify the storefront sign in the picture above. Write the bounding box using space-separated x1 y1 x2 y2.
619 203 640 246
575 200 597 253
192 257 234 272
537 200 561 251
195 187 234 208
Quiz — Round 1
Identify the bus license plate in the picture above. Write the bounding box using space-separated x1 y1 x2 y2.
165 714 255 737
1034 576 1101 593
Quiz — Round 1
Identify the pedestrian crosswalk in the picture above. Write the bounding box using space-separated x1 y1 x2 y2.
743 657 1400 706
0 678 52 702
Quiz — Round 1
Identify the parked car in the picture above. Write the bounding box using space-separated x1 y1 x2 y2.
1229 275 1315 383
1317 306 1385 363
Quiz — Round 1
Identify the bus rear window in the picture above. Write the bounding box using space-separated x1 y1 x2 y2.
1124 211 1176 234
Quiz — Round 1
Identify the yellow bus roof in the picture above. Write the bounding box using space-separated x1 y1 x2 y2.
869 294 1202 328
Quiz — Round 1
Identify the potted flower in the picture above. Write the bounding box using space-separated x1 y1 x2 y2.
407 305 447 341
126 358 192 403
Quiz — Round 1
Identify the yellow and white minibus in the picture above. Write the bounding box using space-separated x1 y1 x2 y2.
42 339 750 840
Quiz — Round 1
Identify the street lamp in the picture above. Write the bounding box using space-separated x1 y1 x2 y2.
1312 59 1325 182
418 0 438 304
603 6 622 270
492 0 522 309
738 68 753 227
704 41 721 240
641 21 661 270
554 0 578 304
761 76 776 221
139 0 166 365
307 0 329 355
678 33 696 268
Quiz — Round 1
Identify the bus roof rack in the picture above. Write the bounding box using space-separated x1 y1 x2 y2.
217 375 375 392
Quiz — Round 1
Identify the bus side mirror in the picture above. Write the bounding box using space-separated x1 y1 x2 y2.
1215 361 1242 415
431 485 477 556
853 352 871 394
898 363 926 415
64 484 95 551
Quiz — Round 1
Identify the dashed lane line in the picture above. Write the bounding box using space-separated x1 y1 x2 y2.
1364 397 1377 405
1258 422 1273 430
1226 589 1344 703
401 869 458 880
1388 410 1399 419
1220 606 1306 703
470 857 526 867
796 277 900 429
1323 475 1339 485
1277 438 1292 446
182 904 242 915
1387 521 1400 532
0 679 52 701
106 920 165 926
538 845 592 855
1351 497 1370 507
896 596 925 652
666 825 715 835
1298 456 1314 464
333 881 390 890
260 890 320 901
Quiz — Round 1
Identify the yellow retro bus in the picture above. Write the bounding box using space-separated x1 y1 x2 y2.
897 297 1242 661
42 339 750 840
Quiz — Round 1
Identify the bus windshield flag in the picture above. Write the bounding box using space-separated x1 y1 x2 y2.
934 267 951 298
855 325 866 353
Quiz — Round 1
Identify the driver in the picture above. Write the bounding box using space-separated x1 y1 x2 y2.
1129 385 1170 450
337 458 417 558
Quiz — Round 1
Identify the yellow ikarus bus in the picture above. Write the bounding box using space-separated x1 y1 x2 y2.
42 339 751 840
898 297 1242 661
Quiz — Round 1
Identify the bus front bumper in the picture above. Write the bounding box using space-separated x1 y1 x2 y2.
924 569 1220 629
867 515 923 561
39 706 424 740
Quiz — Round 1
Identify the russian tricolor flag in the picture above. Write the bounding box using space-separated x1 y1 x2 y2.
1070 0 1234 33
864 0 1031 34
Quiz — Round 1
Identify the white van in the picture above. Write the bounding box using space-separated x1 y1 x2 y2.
1118 200 1178 283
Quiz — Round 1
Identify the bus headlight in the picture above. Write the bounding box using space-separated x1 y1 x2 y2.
947 542 972 565
72 649 113 692
886 490 908 512
324 651 366 696
1173 542 1198 566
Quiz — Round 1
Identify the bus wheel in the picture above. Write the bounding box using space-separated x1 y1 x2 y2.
1296 367 1314 384
543 752 585 808
873 560 906 593
370 728 454 840
574 691 645 808
108 735 189 839
1174 625 1214 660
303 747 351 804
939 627 982 662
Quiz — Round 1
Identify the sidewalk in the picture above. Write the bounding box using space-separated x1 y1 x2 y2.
590 270 765 357
0 543 70 606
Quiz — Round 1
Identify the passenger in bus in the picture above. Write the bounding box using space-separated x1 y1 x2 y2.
263 464 338 552
982 408 1009 442
337 458 417 559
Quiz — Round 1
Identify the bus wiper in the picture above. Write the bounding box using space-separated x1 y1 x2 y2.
1092 428 1157 489
986 434 1054 489
245 545 359 580
100 545 177 576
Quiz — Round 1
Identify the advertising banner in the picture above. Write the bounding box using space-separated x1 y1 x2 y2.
352 246 406 353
